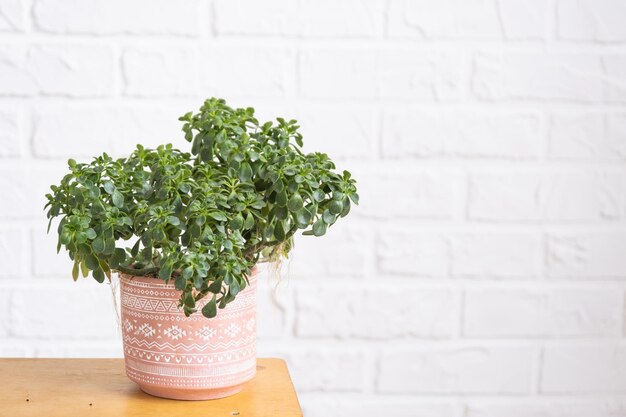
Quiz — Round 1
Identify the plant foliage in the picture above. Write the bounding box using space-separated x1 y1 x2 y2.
45 98 359 318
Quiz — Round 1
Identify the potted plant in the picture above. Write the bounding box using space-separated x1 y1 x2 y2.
44 98 359 400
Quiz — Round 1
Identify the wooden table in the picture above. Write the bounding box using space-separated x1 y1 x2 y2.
0 357 302 417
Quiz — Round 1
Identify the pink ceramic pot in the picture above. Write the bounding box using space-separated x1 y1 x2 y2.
119 269 258 400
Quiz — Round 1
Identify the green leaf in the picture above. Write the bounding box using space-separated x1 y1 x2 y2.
159 264 173 281
110 248 126 269
295 208 312 228
322 210 335 224
200 146 213 162
103 238 115 255
329 199 343 215
287 193 303 212
184 292 195 308
286 180 297 194
86 254 99 271
230 213 244 230
340 199 351 217
59 229 72 245
80 260 89 278
313 189 325 202
208 212 228 222
349 192 360 205
191 134 201 154
239 162 253 182
230 278 241 297
274 220 285 241
208 279 223 293
93 267 105 283
175 276 186 291
201 295 217 319
72 260 79 281
103 181 115 195
85 228 97 240
92 237 105 254
243 212 254 230
182 266 194 279
276 189 288 206
153 227 166 242
130 239 140 257
312 218 327 237
275 205 288 220
112 190 124 208
193 274 203 290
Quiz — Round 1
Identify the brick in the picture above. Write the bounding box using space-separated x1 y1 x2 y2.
547 232 626 278
299 0 385 38
300 48 462 100
541 344 626 393
605 56 626 102
288 227 370 278
450 232 542 278
606 115 626 159
32 227 74 277
0 46 38 95
10 282 120 339
550 112 626 159
464 289 622 337
0 289 11 337
356 168 455 219
558 0 626 42
467 399 626 417
473 53 605 102
215 0 385 38
468 170 626 221
387 0 501 39
123 47 294 97
295 106 376 159
295 287 458 339
301 397 459 417
30 45 114 97
379 346 534 393
0 228 26 278
0 45 115 97
0 107 21 156
382 110 542 159
287 349 366 392
34 0 202 35
0 165 30 218
256 269 289 340
377 230 448 276
0 342 31 357
32 341 123 358
549 113 611 160
0 0 24 32
32 104 183 159
498 0 549 40
214 0 298 36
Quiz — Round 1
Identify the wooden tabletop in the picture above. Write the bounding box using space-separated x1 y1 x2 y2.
0 357 302 417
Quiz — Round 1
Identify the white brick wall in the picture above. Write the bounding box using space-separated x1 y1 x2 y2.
1 0 626 415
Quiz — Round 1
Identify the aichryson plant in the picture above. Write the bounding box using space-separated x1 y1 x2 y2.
45 98 359 319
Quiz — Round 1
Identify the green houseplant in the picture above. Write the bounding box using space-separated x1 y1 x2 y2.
44 97 359 400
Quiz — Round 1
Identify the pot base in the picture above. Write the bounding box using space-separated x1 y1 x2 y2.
139 383 246 401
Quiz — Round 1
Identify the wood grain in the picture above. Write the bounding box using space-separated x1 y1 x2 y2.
0 358 302 417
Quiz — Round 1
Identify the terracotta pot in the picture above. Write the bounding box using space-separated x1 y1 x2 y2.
119 269 258 400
